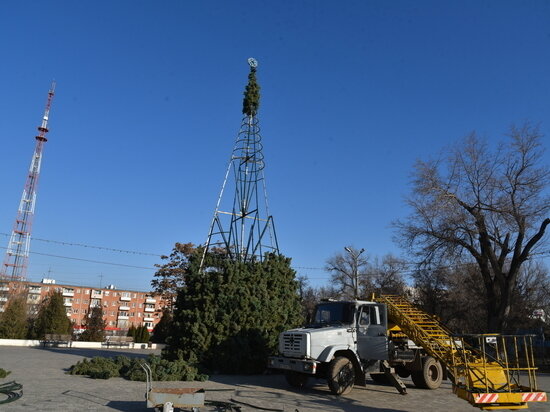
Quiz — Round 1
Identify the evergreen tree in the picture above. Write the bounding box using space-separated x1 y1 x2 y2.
127 324 136 338
151 308 172 343
80 306 106 342
33 291 72 338
0 294 28 339
134 325 150 343
164 250 303 373
242 66 260 117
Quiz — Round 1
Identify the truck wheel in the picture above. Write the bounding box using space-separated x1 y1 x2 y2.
285 371 308 388
327 356 355 395
411 357 442 389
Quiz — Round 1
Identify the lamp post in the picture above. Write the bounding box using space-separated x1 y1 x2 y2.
344 247 365 299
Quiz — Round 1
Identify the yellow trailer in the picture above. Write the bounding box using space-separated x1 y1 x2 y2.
376 295 547 410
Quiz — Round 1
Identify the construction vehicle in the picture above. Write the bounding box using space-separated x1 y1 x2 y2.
268 295 547 410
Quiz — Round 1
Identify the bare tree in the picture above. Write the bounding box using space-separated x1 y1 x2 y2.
395 124 549 331
367 254 407 296
325 247 368 299
508 260 550 329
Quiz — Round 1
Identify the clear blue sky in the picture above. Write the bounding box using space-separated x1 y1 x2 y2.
0 1 549 291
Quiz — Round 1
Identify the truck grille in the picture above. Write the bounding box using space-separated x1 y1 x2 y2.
282 332 306 356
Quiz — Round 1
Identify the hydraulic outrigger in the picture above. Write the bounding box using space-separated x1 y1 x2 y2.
376 295 547 410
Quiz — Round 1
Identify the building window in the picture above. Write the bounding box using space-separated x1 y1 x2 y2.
76 289 80 293
73 309 79 314
85 290 89 295
83 299 89 304
138 313 141 317
75 298 80 304
130 312 135 316
139 303 142 308
110 311 115 316
133 293 137 298
104 291 110 296
112 301 116 306
132 303 136 308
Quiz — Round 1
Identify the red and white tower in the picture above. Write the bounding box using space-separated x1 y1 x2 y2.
1 83 55 281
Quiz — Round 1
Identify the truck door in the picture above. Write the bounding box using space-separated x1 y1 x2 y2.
356 304 388 361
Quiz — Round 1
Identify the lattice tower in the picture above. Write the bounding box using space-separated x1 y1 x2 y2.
200 59 279 270
1 82 55 283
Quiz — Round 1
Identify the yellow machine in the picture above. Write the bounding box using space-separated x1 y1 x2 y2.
376 295 547 410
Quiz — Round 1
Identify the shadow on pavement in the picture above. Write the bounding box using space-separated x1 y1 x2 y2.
62 390 148 411
33 346 157 359
106 400 149 411
210 376 408 412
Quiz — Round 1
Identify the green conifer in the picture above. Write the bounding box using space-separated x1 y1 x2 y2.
164 251 303 373
242 67 260 117
33 291 72 338
0 294 28 339
80 306 106 342
151 308 172 343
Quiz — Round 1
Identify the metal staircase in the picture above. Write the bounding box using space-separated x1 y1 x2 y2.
376 295 547 410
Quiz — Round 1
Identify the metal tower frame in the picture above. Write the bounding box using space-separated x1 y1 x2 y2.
1 82 55 282
200 59 279 270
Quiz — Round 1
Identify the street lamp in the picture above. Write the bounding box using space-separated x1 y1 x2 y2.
345 246 364 256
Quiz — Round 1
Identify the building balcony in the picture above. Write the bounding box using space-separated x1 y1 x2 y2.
119 305 130 311
144 307 155 313
118 315 129 320
91 294 102 299
145 298 156 304
0 297 8 302
62 291 74 297
0 286 9 292
28 288 41 294
63 302 72 307
120 296 131 301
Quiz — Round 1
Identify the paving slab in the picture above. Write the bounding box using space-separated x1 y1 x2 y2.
0 346 548 411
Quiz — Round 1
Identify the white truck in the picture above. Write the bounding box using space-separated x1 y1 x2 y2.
268 299 444 395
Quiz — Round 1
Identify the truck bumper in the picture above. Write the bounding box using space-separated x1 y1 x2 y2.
268 356 318 375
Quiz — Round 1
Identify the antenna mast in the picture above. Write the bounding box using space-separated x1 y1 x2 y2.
1 82 56 283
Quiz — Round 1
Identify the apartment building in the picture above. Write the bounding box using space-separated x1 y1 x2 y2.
0 278 168 332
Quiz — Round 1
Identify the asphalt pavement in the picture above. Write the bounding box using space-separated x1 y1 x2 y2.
0 346 548 411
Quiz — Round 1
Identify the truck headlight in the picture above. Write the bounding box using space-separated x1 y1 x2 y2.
303 362 316 373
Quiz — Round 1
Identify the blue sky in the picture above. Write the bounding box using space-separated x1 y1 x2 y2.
0 1 549 291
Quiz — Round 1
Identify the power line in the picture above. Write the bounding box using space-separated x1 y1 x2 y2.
0 232 162 257
0 246 155 270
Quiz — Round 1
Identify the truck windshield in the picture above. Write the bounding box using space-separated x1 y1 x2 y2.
313 302 355 326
